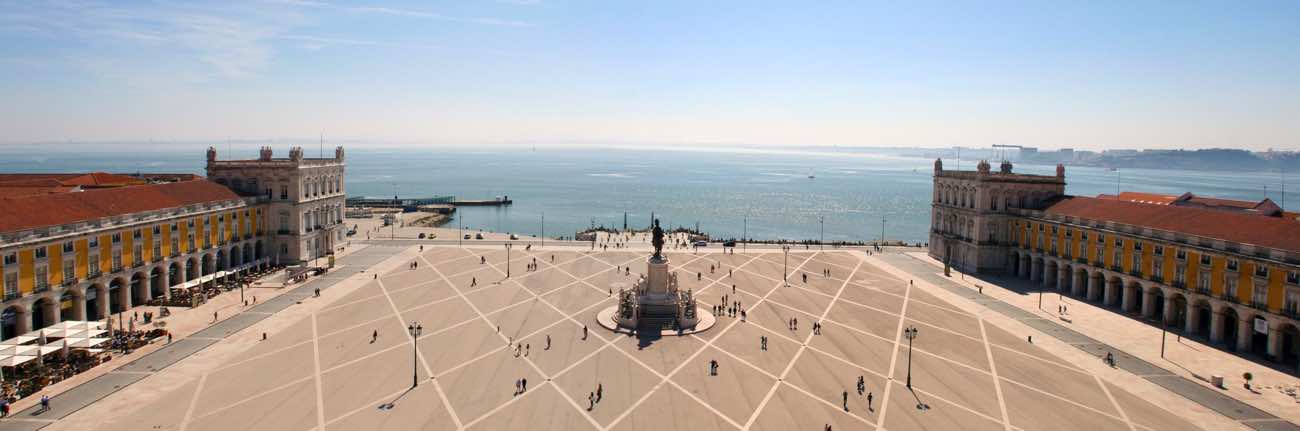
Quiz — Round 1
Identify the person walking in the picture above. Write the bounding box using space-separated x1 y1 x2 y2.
372 330 378 343
596 383 603 402
546 335 551 350
843 390 849 411
522 378 527 392
867 392 873 411
588 392 595 410
583 325 588 340
39 395 50 414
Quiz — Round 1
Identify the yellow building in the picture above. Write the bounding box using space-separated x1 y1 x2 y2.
931 161 1300 371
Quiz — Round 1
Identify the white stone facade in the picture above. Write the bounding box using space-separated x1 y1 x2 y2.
206 146 347 265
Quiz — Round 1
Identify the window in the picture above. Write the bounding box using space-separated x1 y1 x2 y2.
35 247 47 259
1225 275 1238 297
1254 265 1269 278
1115 238 1124 247
133 245 143 265
35 265 48 289
1134 242 1142 251
63 241 74 253
1051 226 1058 234
153 241 162 259
1096 233 1104 244
112 250 122 272
1175 265 1186 285
1065 229 1073 238
1078 240 1087 258
188 220 195 228
1252 283 1267 305
3 273 16 298
88 254 100 277
171 223 178 232
204 217 210 226
1112 248 1123 267
112 232 122 244
89 237 99 248
1199 254 1211 266
153 225 161 235
133 229 142 239
1227 259 1239 272
1176 248 1186 260
1288 271 1299 285
1154 245 1163 256
171 237 180 254
1081 232 1089 242
63 260 75 281
1132 254 1142 272
1152 259 1162 278
280 185 288 200
2 254 14 265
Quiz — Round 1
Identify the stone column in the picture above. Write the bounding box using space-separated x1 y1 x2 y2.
1209 307 1224 343
141 275 153 304
44 299 60 327
97 285 110 320
1236 316 1252 352
1268 321 1283 361
74 293 87 321
1162 295 1176 325
1121 283 1135 312
118 283 132 311
1142 288 1157 318
1104 278 1119 306
16 308 31 334
1073 270 1086 297
1087 274 1101 302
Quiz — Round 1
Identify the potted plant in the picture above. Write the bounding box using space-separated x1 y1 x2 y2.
1243 372 1254 390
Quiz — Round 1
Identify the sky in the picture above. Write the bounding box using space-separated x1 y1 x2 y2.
2 1 1299 151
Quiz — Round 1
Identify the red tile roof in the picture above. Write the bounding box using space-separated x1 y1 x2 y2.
1100 192 1179 205
1044 196 1300 254
0 180 242 234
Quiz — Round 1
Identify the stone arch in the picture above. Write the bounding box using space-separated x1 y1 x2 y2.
59 288 83 321
1277 322 1300 371
169 261 184 287
150 266 166 298
1248 314 1268 356
86 283 105 321
1044 260 1059 289
1 304 26 340
31 294 58 331
1221 306 1242 350
255 240 264 260
1167 292 1188 328
1106 275 1124 307
186 257 200 281
108 276 129 314
230 245 242 267
201 253 214 276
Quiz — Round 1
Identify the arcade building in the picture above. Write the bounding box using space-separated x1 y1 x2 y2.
930 159 1300 371
0 146 346 340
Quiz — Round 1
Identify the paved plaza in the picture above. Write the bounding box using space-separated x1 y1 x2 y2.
42 246 1207 430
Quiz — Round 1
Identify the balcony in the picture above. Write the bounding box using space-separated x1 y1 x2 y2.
1171 280 1185 289
1110 265 1123 272
132 260 144 268
1284 308 1300 320
111 264 123 273
4 291 19 301
277 229 292 235
1220 293 1240 304
88 269 101 278
34 283 49 293
152 255 163 262
1250 300 1269 312
1195 286 1211 295
1149 275 1163 283
1076 257 1088 264
1128 270 1142 277
61 277 78 287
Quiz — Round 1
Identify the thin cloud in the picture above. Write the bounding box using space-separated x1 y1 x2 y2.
273 1 532 27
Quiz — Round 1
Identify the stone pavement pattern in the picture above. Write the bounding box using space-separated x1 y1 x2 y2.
43 247 1209 430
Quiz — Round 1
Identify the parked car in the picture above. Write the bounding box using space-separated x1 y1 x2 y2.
475 233 484 240
694 240 708 247
723 240 736 247
464 234 472 240
509 234 519 240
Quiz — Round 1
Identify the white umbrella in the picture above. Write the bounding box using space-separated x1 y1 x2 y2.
0 355 35 367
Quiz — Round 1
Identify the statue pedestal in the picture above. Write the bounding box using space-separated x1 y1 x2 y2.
645 257 670 296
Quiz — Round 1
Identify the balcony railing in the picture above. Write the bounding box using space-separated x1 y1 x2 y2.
1220 293 1240 304
88 269 101 278
3 291 19 301
1284 307 1300 320
277 229 292 235
1149 275 1163 283
61 277 78 287
34 283 49 293
1171 280 1185 289
152 255 163 262
1076 257 1088 264
1250 300 1269 311
111 264 123 273
132 260 144 268
1110 265 1123 272
1195 286 1211 295
1128 270 1142 277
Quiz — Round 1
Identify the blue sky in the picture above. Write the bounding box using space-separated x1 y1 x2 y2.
2 0 1299 150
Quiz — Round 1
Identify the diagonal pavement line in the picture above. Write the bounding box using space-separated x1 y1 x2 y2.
176 372 208 431
996 375 1134 426
186 375 316 422
742 258 862 430
312 313 327 431
421 251 602 431
1095 374 1138 431
603 252 818 431
374 276 464 429
873 254 914 429
982 319 1013 431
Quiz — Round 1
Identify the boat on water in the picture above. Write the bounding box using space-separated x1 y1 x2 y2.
807 169 815 179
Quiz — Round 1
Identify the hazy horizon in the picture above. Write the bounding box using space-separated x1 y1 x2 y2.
3 1 1299 151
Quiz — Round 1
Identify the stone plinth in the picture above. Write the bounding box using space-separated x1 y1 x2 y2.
598 255 716 335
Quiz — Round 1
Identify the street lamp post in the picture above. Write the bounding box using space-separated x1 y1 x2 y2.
742 217 747 253
458 210 463 246
819 215 824 250
904 326 918 388
407 322 423 387
782 245 791 286
505 243 512 278
540 212 544 249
